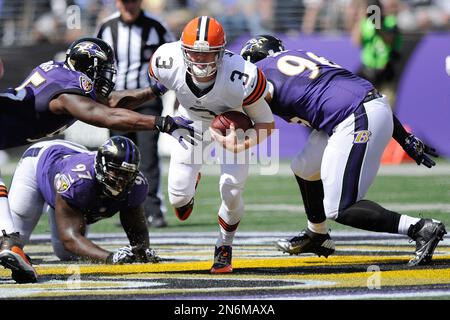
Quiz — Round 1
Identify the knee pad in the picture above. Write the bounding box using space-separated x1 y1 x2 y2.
219 183 243 213
323 198 339 221
168 191 194 209
325 210 339 221
290 154 321 181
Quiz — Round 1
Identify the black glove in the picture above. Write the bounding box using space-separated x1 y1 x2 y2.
402 134 439 168
155 116 201 148
106 245 135 264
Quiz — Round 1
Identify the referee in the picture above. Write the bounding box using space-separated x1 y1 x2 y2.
96 0 175 228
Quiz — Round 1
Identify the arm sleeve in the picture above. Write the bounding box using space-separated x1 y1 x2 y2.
147 45 177 95
147 52 168 96
392 114 410 144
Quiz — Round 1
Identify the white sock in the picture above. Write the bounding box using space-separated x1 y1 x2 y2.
307 220 328 235
216 229 236 247
398 215 421 235
0 183 15 235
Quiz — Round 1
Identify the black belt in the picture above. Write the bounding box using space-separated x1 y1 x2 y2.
22 147 42 159
363 89 382 103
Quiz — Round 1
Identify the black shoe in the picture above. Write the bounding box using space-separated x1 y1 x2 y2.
407 219 447 266
210 245 233 274
275 229 335 257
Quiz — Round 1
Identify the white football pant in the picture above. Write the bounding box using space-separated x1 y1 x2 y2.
291 96 393 220
8 140 89 260
168 118 249 247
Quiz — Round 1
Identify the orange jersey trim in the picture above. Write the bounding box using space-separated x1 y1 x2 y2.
148 62 158 81
243 68 267 106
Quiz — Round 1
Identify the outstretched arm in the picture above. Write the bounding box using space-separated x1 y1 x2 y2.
50 93 158 131
392 114 438 168
107 87 156 110
108 79 168 109
49 93 199 146
54 194 110 263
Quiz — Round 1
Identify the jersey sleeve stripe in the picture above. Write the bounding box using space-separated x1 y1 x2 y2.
243 68 263 105
243 69 267 106
148 62 158 81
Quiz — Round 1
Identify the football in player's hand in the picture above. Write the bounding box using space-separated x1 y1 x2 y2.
210 111 253 135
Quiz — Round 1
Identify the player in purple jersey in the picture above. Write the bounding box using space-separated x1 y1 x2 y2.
0 37 198 149
8 136 160 265
241 35 446 266
0 37 197 283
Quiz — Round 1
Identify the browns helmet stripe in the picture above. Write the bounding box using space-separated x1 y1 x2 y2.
204 17 210 42
196 17 201 41
197 16 210 42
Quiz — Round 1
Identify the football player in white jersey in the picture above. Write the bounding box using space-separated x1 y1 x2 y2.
113 16 275 273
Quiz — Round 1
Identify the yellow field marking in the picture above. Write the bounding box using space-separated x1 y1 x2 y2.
1 254 449 277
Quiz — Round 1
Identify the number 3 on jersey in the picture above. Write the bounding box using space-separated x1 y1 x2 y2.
276 52 341 79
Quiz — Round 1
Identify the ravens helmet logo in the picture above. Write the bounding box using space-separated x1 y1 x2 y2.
73 42 108 61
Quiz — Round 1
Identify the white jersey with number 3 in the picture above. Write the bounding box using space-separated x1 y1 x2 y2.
148 41 268 122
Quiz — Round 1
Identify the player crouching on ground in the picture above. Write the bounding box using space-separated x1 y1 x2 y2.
6 136 159 269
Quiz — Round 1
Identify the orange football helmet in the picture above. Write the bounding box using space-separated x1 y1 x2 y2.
181 16 226 78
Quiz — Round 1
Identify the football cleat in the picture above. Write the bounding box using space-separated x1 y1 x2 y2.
275 229 335 257
174 198 194 221
407 218 447 266
0 231 37 283
174 172 201 221
210 245 233 274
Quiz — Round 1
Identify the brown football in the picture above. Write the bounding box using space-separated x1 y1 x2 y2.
211 111 253 135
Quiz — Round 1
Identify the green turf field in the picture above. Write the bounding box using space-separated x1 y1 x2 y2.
4 159 448 235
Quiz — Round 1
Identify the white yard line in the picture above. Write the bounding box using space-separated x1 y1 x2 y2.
268 290 450 300
245 203 450 213
29 230 450 247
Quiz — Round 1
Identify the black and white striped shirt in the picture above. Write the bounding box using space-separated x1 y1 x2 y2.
96 11 175 90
